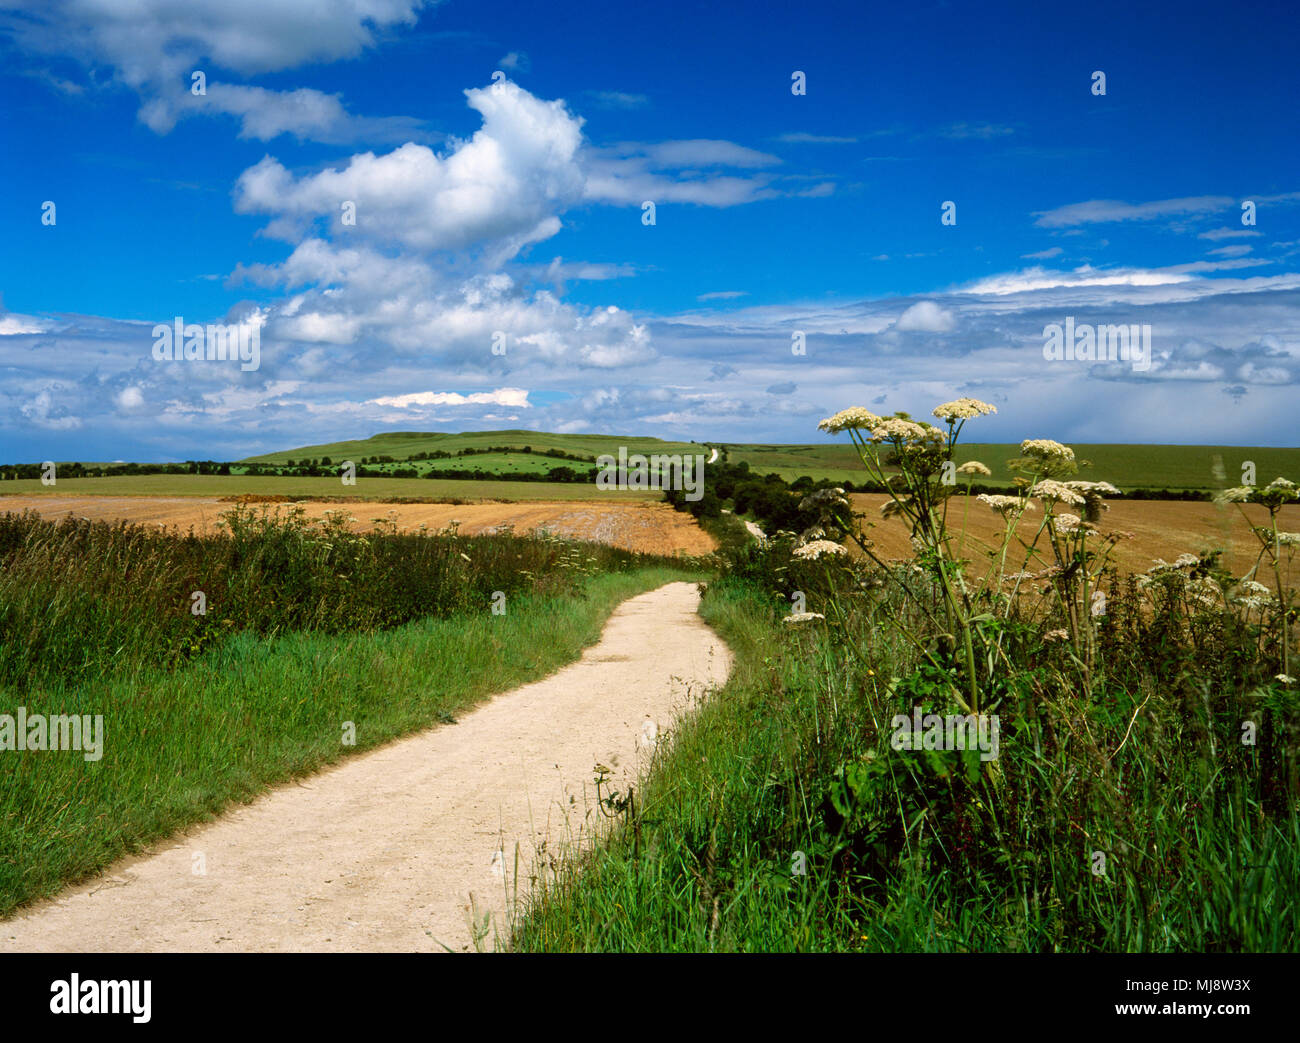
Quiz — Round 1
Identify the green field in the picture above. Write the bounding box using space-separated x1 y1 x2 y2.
0 474 656 501
718 441 1300 490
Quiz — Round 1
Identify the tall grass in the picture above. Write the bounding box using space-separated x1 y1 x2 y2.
0 506 658 689
514 570 1300 952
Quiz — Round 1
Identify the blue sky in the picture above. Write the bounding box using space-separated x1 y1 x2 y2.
1 0 1298 462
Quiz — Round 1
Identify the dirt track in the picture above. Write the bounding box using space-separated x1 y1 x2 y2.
0 582 731 953
0 496 716 556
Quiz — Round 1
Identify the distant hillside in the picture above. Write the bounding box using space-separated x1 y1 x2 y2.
243 430 1300 493
240 429 702 466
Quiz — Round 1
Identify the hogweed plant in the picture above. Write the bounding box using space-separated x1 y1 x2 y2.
815 402 1134 708
817 400 1001 711
1216 477 1300 676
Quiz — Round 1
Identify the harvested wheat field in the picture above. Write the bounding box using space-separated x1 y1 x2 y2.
848 494 1300 579
0 496 716 556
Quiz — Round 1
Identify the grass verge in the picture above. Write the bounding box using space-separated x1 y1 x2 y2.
513 574 1300 952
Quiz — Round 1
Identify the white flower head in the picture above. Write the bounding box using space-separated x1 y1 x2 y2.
1030 480 1086 506
818 407 882 433
977 493 1033 516
792 539 848 560
783 612 826 627
869 418 934 443
1064 480 1121 496
933 398 997 422
1020 439 1075 463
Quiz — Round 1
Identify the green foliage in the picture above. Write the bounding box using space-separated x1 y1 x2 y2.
0 506 661 689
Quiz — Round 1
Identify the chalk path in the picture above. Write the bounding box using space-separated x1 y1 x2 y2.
0 582 731 952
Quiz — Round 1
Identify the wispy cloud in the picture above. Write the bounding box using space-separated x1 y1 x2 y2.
585 90 650 110
1034 195 1235 228
1199 227 1262 240
776 132 857 144
938 122 1015 140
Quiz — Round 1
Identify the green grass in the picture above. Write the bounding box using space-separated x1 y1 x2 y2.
420 451 578 476
0 474 654 501
720 442 1300 490
0 567 696 919
513 566 1300 953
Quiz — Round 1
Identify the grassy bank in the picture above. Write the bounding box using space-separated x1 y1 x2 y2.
0 566 695 919
0 507 665 689
514 571 1300 952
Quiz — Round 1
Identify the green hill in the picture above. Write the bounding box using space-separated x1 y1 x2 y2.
240 429 702 466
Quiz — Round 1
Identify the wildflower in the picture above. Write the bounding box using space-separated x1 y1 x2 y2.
956 461 991 477
799 487 850 511
1276 674 1296 685
1043 629 1070 643
977 493 1033 515
1276 532 1300 547
1216 486 1253 504
869 418 931 442
1020 439 1075 463
818 407 882 433
1065 479 1120 521
782 612 826 627
932 398 997 422
1147 554 1199 573
1064 480 1121 496
880 497 913 520
792 540 848 560
1030 480 1086 506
